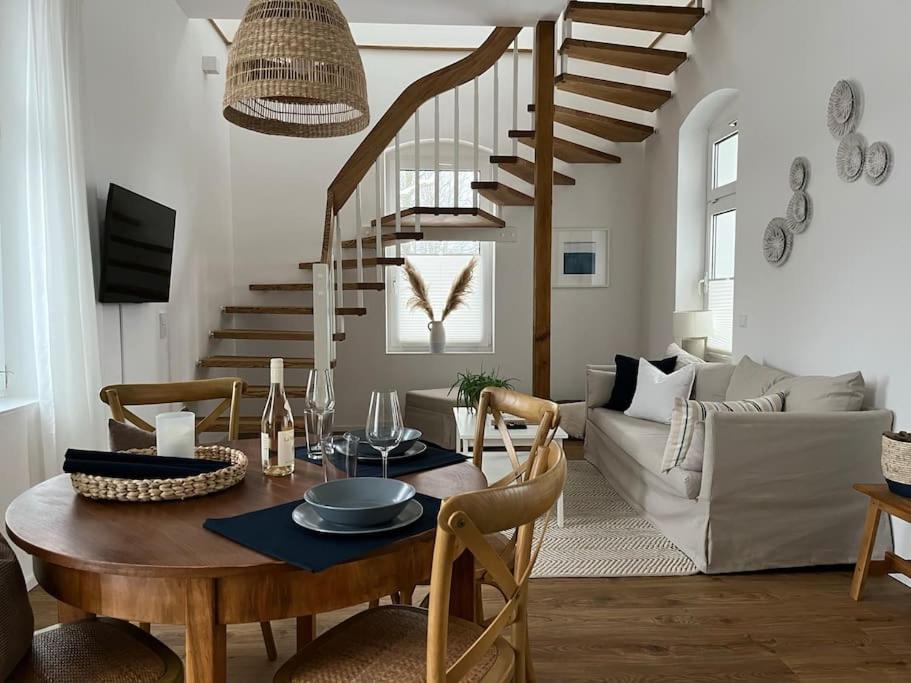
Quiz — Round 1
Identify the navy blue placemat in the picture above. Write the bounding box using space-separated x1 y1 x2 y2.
203 492 442 572
295 441 468 478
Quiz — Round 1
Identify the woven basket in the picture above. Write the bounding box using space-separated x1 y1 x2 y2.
882 432 911 487
70 445 247 503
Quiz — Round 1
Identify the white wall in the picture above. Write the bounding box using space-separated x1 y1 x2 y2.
224 38 645 425
640 0 911 570
80 0 235 391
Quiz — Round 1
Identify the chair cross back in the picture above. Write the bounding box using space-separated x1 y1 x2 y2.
426 441 567 682
472 386 561 487
99 377 246 441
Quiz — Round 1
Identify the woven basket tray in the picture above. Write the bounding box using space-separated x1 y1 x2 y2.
882 432 911 486
70 445 247 503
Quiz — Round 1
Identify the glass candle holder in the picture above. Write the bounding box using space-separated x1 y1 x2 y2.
155 411 195 458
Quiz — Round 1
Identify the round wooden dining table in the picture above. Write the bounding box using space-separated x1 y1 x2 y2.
4 439 487 683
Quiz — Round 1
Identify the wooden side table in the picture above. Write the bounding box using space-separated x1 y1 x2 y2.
850 483 911 600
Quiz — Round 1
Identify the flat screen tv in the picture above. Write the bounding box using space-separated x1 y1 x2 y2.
98 184 176 303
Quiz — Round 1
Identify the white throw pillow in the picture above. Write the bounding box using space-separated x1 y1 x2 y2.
667 342 705 370
625 359 696 425
661 392 786 472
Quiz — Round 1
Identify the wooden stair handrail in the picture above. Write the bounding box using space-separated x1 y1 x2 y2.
320 26 522 263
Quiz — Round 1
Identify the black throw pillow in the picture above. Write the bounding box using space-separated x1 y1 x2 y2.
605 354 678 411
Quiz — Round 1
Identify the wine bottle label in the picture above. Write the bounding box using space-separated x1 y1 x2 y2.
260 433 269 464
278 428 295 467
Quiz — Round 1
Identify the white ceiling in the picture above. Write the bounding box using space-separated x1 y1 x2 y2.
176 0 566 25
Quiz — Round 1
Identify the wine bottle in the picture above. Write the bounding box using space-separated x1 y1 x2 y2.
261 358 295 477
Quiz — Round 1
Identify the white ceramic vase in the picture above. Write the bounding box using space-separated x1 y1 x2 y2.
427 320 446 353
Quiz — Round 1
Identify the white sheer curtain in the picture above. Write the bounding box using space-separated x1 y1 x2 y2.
25 0 105 477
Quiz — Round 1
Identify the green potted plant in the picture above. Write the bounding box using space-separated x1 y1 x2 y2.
450 367 516 411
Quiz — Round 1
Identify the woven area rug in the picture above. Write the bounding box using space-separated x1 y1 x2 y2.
531 461 698 578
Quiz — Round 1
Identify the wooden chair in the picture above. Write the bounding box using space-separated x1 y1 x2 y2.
273 441 567 683
0 534 183 682
99 377 246 441
98 377 278 662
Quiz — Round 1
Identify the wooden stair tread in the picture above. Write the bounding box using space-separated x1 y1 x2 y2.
565 1 704 34
509 129 621 164
341 232 423 249
198 355 334 369
211 329 345 341
489 155 575 186
223 305 367 316
299 257 404 270
530 104 654 143
555 73 671 112
369 206 505 229
471 181 534 206
560 38 687 75
243 385 308 398
249 282 385 292
202 415 308 434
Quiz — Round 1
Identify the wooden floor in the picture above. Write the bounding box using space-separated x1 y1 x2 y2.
25 442 911 680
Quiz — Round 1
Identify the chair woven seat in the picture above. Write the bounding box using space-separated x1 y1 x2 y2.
10 618 182 683
277 605 514 682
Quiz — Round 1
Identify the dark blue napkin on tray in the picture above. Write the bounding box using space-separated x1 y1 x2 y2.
63 448 228 480
295 441 468 477
202 492 442 572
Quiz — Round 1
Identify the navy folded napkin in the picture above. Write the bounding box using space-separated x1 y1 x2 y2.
203 492 442 572
63 448 228 480
295 441 468 478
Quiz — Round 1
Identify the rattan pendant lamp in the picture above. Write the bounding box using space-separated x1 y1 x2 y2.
223 0 369 138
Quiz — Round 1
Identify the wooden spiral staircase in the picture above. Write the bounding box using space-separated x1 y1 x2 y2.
198 2 706 435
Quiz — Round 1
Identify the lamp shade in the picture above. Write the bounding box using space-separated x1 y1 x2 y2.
223 0 369 138
673 310 714 339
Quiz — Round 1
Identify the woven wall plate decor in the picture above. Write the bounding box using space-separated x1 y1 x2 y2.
223 0 369 138
789 156 810 191
827 79 860 138
864 141 892 185
786 190 812 234
763 217 793 267
836 133 866 183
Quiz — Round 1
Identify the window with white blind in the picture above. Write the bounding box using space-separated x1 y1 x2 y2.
704 115 738 354
386 240 494 353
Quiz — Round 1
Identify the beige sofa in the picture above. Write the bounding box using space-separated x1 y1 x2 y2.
584 357 893 573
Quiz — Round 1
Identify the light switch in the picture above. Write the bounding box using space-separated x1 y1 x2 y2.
159 311 168 339
738 314 748 328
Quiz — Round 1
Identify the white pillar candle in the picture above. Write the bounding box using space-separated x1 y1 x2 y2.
155 411 196 458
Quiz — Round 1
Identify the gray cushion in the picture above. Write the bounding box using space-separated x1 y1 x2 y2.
588 408 701 499
107 419 156 451
725 356 792 401
0 534 34 679
692 363 735 402
770 372 865 412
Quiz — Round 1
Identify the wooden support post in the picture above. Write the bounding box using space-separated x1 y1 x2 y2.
533 21 555 399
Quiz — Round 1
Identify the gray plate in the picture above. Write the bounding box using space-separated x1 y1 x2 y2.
347 428 422 457
291 498 424 536
356 440 427 462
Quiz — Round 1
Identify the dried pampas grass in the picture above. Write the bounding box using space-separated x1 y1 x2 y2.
403 259 434 321
442 257 477 321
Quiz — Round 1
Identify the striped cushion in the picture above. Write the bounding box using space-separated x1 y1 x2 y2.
661 393 785 473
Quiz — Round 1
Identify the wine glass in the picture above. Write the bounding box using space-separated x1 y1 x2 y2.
305 369 335 460
366 390 404 479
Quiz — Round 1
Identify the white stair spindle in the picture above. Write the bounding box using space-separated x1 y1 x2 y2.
355 186 364 309
434 95 440 208
562 18 571 74
394 131 402 258
492 60 499 182
414 110 421 233
512 37 519 156
454 86 460 209
374 159 383 277
473 76 479 209
334 212 345 335
312 263 331 371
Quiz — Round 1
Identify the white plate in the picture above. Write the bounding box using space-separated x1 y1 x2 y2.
356 440 427 462
291 498 424 536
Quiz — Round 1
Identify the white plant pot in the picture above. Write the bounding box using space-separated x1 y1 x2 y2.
427 320 446 354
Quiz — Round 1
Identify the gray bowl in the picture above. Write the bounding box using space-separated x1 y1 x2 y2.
348 427 422 457
304 478 416 527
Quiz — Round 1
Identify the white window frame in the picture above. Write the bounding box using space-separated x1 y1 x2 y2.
703 108 738 356
385 240 495 354
0 225 7 396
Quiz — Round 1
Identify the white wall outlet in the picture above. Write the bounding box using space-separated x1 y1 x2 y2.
201 55 220 75
497 228 518 243
158 311 168 339
737 314 748 328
